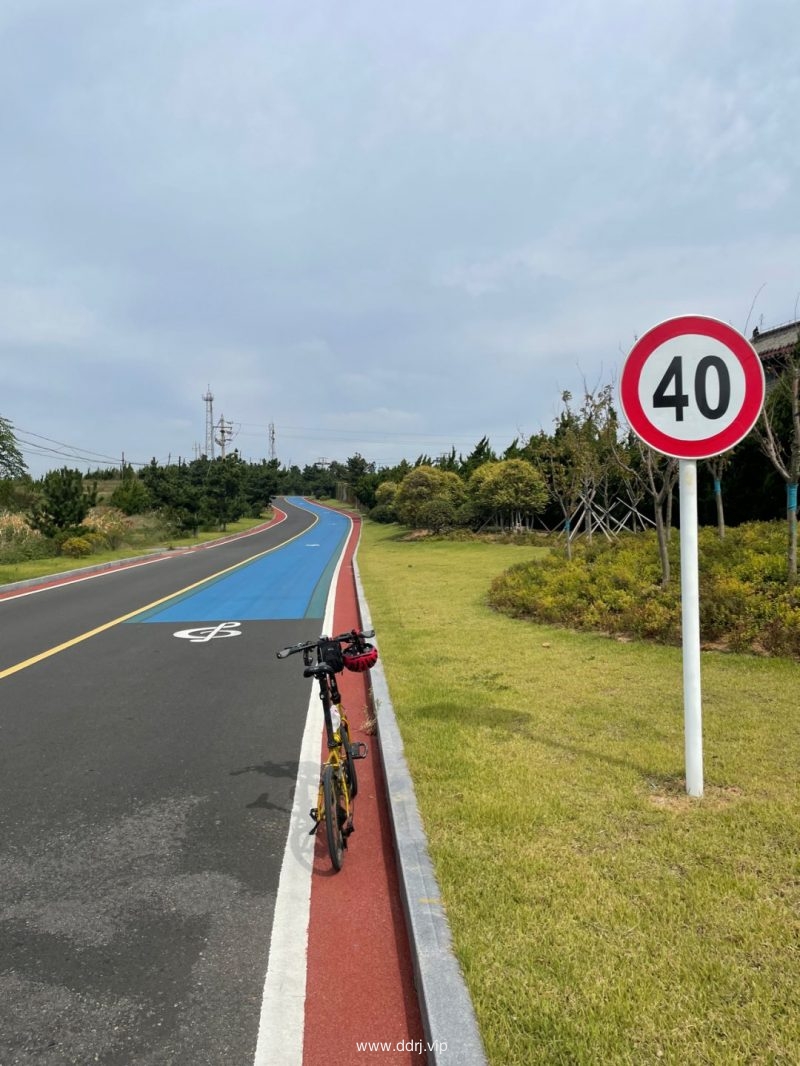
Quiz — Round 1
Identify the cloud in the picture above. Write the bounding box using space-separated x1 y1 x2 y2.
0 284 98 347
1 0 799 477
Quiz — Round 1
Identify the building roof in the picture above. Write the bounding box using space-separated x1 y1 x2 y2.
751 320 800 362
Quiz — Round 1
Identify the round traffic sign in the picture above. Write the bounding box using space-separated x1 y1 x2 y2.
619 315 765 459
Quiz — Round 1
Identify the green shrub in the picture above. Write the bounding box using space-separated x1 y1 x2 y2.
53 526 93 552
60 536 93 558
82 531 109 551
488 522 800 659
368 504 399 524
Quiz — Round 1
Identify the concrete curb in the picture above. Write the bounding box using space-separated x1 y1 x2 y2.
352 558 488 1066
0 552 180 595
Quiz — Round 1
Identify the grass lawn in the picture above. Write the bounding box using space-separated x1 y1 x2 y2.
357 521 800 1066
0 515 271 588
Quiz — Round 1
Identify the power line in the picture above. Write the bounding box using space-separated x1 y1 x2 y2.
16 428 122 463
14 427 151 470
236 421 516 441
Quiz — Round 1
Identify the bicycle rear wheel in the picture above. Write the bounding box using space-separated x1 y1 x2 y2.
322 764 345 871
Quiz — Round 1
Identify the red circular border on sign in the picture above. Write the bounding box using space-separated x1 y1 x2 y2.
619 315 765 459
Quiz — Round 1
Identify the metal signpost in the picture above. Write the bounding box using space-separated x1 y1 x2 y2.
620 315 765 796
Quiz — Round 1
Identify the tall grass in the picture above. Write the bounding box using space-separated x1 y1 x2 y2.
0 514 271 587
358 522 800 1066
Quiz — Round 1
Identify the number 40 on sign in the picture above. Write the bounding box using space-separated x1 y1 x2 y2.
620 315 765 797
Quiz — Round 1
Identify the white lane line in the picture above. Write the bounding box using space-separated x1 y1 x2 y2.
252 508 354 1066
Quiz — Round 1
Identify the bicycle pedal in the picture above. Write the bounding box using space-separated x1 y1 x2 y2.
349 741 368 760
309 809 320 835
343 818 354 838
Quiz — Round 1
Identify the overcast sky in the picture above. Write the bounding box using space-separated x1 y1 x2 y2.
2 0 799 478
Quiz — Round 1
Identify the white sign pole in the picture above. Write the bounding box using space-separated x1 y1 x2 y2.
679 459 703 797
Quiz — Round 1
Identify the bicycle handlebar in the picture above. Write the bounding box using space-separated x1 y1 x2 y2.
276 628 375 659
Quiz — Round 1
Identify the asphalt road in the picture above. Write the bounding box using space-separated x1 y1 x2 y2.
0 498 351 1066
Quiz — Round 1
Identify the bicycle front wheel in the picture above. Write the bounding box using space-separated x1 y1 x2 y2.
322 764 345 871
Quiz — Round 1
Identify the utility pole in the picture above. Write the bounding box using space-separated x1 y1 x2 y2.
202 386 215 458
215 415 234 458
268 422 276 462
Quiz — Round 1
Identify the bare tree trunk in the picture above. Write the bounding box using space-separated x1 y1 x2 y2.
611 439 677 587
788 484 798 590
714 477 725 540
789 366 800 588
753 341 800 588
706 456 729 540
665 482 675 541
654 504 670 588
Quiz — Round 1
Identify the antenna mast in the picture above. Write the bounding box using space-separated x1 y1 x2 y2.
202 386 215 458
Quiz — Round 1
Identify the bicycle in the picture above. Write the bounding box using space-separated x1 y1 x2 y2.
276 628 378 871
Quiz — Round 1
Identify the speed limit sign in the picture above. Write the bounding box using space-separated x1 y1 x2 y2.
620 315 765 459
620 313 766 797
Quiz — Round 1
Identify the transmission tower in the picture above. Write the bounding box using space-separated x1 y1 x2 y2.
202 386 215 458
268 422 276 462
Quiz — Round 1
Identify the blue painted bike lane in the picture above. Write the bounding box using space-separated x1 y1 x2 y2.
128 498 351 624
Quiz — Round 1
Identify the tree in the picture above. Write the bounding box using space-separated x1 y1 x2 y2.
352 471 381 509
110 477 151 515
0 474 36 512
468 459 548 530
346 453 374 481
201 455 246 531
0 416 27 480
551 386 621 545
371 480 399 522
301 463 337 499
752 338 800 587
704 453 732 540
241 459 279 517
534 410 584 558
29 468 92 536
394 466 466 532
460 435 497 479
614 436 678 588
140 459 202 534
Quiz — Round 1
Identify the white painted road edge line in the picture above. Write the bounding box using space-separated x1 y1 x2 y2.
252 509 353 1066
252 682 320 1066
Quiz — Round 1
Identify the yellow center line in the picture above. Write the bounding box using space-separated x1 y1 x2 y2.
0 512 318 681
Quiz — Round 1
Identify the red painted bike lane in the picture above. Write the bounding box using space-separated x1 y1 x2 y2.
303 512 427 1065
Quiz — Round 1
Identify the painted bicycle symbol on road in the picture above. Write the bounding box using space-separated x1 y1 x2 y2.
173 622 242 643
